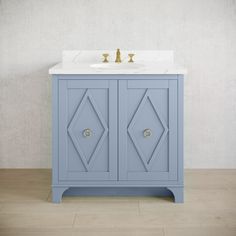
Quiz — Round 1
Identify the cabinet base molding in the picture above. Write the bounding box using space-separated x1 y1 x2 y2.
52 186 69 203
167 187 184 203
52 186 183 203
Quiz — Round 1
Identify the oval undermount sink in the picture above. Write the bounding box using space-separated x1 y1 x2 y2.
90 63 145 70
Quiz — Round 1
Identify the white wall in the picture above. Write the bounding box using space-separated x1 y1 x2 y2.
0 0 236 168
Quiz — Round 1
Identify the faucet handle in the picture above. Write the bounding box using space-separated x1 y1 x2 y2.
102 53 109 63
128 53 135 63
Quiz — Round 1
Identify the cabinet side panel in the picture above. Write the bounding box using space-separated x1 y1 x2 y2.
168 80 178 180
52 76 59 185
58 80 68 180
178 75 184 184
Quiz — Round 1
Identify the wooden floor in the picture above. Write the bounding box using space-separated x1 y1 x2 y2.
0 169 235 236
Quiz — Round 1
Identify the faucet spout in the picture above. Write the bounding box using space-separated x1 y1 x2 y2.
115 49 122 63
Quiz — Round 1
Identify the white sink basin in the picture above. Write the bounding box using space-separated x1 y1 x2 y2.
90 63 145 70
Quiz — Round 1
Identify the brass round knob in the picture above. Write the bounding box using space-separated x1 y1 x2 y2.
83 128 92 137
143 129 152 138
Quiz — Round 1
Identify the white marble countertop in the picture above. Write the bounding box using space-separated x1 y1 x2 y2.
49 50 187 75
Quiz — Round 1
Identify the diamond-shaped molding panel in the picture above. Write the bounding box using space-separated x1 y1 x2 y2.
128 89 169 171
68 89 108 171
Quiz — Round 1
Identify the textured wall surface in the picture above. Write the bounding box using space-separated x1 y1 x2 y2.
0 0 236 168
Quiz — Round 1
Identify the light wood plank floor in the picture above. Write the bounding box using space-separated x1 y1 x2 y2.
0 169 235 236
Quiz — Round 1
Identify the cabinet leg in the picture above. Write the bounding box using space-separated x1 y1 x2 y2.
167 187 184 203
52 186 68 203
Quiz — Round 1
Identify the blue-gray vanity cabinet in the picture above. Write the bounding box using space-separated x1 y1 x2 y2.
52 75 184 203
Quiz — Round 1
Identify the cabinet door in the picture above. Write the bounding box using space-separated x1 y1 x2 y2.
119 80 178 181
58 80 117 181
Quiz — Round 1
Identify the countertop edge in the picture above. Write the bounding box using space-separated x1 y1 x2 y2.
48 63 187 75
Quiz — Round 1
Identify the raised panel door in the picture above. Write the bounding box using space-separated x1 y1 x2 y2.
58 79 117 181
119 79 178 181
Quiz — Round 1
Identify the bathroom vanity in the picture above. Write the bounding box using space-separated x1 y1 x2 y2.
49 50 186 203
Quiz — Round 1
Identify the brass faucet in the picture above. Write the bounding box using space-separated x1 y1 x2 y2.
115 49 122 63
102 49 135 63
